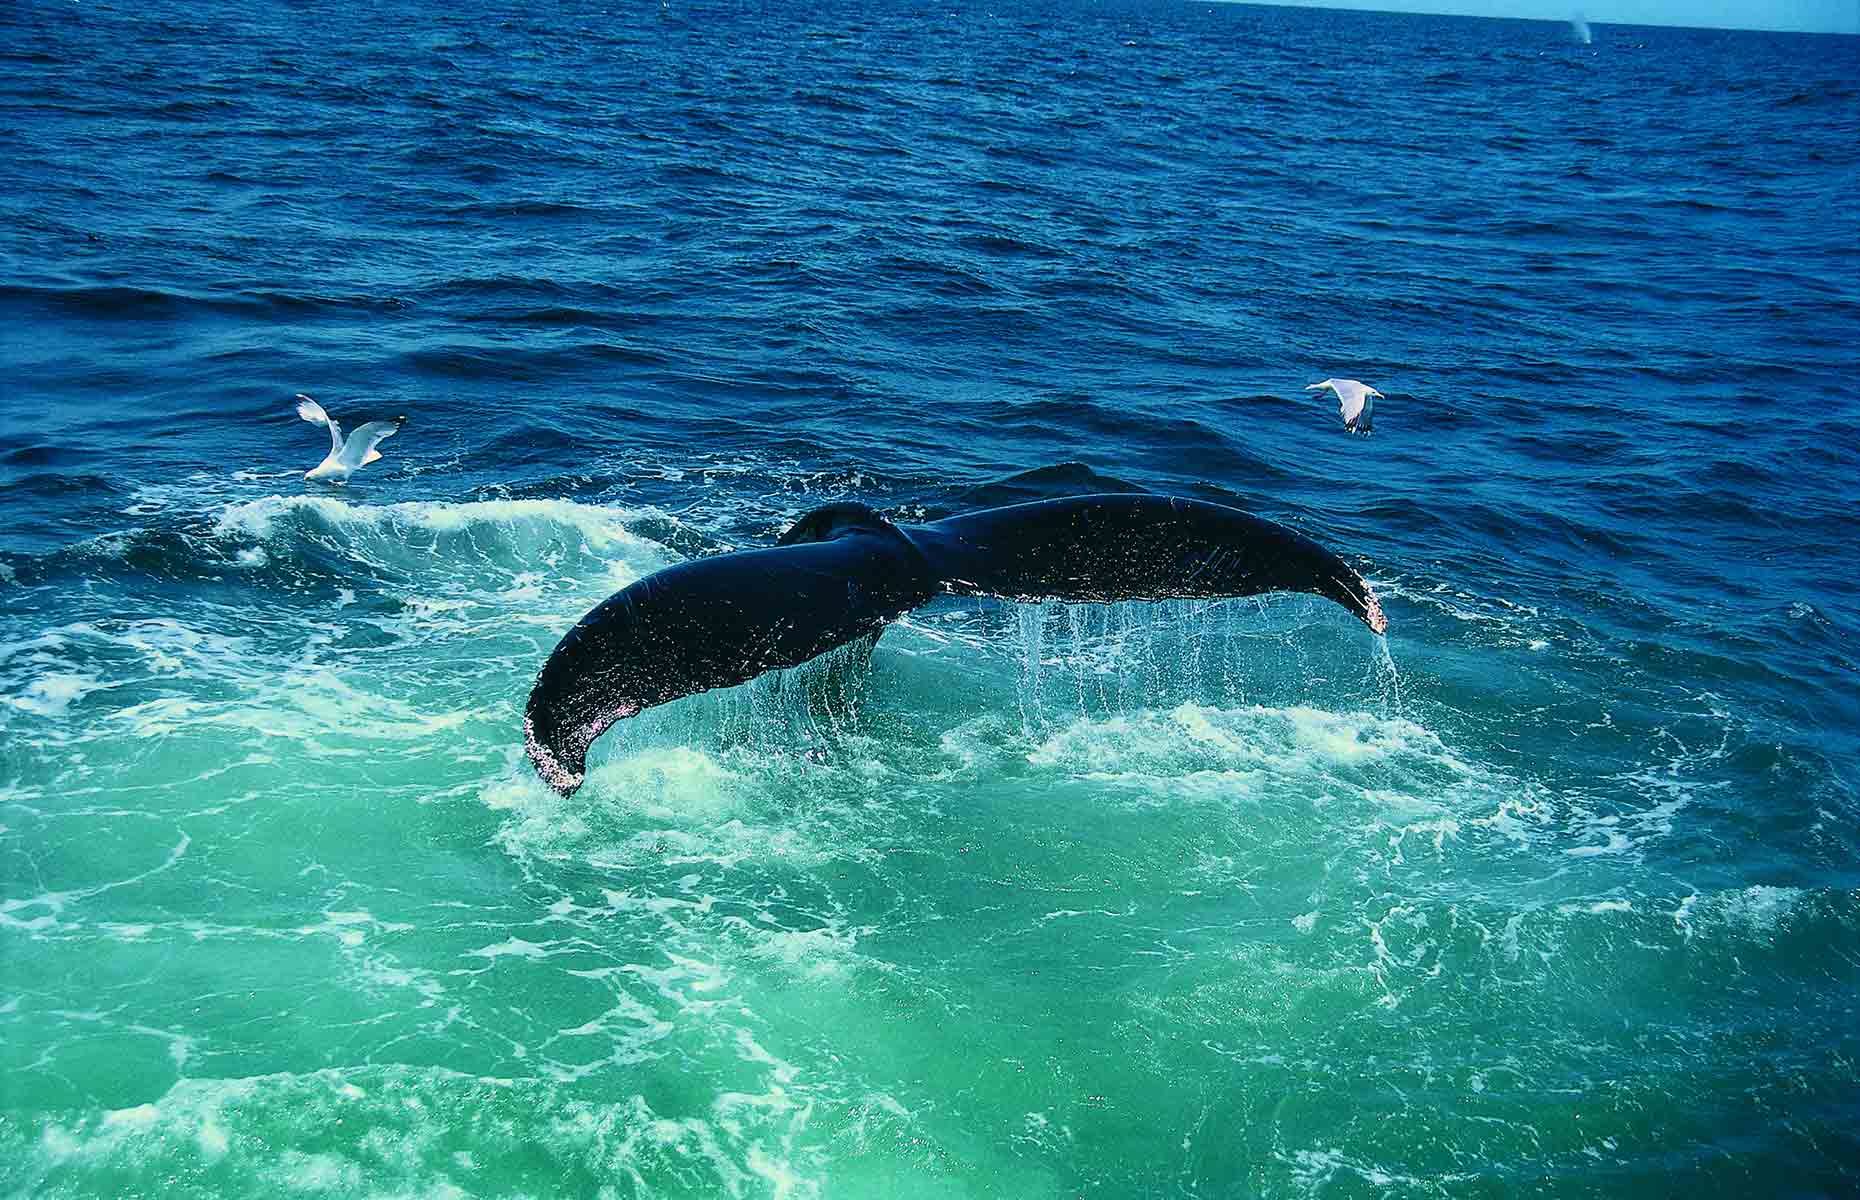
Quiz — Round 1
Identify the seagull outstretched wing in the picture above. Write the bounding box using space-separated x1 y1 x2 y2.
295 394 342 457
337 419 403 469
1306 378 1377 433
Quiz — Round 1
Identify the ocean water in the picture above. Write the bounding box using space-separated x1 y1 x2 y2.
3 0 1858 1194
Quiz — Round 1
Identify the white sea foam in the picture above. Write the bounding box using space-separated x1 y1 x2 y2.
486 747 846 877
295 910 416 951
467 937 554 960
1564 828 1632 857
1557 897 1633 915
101 1104 162 1131
1672 885 1804 940
735 922 862 981
1019 703 1473 791
168 668 474 748
14 1064 826 1198
115 618 252 674
213 494 654 550
7 672 104 716
0 627 78 667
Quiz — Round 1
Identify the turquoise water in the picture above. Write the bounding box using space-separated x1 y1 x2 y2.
4 0 1859 1194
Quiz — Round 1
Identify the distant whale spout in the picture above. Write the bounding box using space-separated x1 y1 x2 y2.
523 493 1387 795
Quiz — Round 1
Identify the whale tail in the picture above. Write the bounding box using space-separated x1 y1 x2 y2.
523 494 1384 795
523 507 937 795
915 495 1385 633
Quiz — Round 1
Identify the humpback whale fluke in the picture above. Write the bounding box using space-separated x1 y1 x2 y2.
524 494 1387 796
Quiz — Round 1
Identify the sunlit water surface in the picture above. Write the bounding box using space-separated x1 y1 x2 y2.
3 0 1857 1195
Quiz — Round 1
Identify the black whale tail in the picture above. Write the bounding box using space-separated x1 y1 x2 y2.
914 494 1387 634
524 495 1385 795
523 506 936 795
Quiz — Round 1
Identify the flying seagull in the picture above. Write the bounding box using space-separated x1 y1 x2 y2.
295 394 405 483
1306 378 1381 434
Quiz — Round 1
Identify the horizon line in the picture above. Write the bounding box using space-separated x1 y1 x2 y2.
1203 0 1860 37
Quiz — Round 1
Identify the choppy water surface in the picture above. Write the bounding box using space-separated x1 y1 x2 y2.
2 0 1858 1195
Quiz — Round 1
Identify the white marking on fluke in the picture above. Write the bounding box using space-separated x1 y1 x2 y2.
523 714 585 796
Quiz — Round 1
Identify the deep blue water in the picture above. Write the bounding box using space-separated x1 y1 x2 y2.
3 0 1859 1195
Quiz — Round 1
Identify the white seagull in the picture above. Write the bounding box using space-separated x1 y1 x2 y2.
295 394 405 483
1306 378 1381 434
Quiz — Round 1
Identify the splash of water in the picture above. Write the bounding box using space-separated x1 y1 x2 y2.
1372 634 1405 718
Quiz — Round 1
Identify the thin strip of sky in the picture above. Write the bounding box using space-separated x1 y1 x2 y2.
1243 0 1860 35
